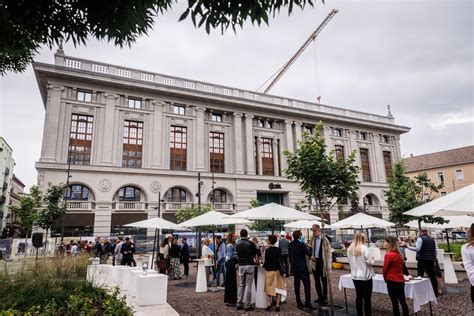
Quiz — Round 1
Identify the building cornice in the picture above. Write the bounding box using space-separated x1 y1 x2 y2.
33 58 410 134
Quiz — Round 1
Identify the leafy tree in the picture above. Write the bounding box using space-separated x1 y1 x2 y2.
294 198 308 211
385 162 446 228
11 186 43 256
284 121 359 307
175 204 212 224
1 0 318 74
36 184 67 248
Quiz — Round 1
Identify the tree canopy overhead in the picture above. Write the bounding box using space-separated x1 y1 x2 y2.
1 0 318 74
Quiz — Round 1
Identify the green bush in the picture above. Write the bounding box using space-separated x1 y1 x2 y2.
0 255 132 315
438 242 463 261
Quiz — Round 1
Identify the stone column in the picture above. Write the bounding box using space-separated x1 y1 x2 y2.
196 107 206 171
151 100 165 168
348 130 362 181
324 126 334 156
373 135 386 182
40 85 63 162
93 202 113 237
281 121 293 171
273 137 279 176
233 113 244 174
394 136 402 162
294 122 302 149
256 135 263 176
101 93 118 165
244 114 255 174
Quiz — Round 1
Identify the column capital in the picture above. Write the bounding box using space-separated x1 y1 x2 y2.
195 106 206 112
285 120 293 126
244 114 254 119
233 112 243 118
294 121 302 127
104 93 119 99
152 99 166 106
47 84 64 92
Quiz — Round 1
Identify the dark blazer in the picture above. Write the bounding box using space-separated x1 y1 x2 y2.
263 246 281 271
288 240 311 273
181 243 189 259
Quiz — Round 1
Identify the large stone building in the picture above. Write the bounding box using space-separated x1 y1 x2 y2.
405 146 474 198
0 137 15 232
33 49 410 237
5 174 26 237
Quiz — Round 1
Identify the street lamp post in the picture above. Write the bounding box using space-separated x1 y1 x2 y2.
197 172 203 258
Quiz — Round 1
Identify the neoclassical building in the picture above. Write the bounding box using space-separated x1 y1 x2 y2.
34 48 410 237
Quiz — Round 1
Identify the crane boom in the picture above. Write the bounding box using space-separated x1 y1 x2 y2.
260 9 338 94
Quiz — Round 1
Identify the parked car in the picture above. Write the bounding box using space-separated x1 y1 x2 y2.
450 231 467 241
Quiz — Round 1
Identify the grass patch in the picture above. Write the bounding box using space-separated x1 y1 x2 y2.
0 255 132 315
438 242 464 261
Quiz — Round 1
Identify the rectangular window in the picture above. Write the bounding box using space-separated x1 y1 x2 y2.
170 126 187 170
77 90 92 102
303 125 314 135
360 132 367 140
383 135 390 143
254 137 259 175
128 97 142 109
209 132 224 173
261 138 274 176
383 151 393 181
277 139 281 176
360 148 371 182
69 114 93 165
122 120 143 168
440 191 447 196
335 145 345 161
455 169 464 181
211 113 222 122
437 172 445 184
334 128 343 137
173 105 185 115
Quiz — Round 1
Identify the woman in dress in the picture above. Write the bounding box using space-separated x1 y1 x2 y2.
383 236 408 316
202 239 214 287
224 233 238 306
263 234 286 312
461 223 474 303
169 239 182 280
347 232 374 316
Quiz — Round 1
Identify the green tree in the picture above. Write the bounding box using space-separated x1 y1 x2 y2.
1 0 318 74
246 198 284 232
385 162 446 228
284 122 359 307
175 204 212 224
36 184 67 248
11 186 43 255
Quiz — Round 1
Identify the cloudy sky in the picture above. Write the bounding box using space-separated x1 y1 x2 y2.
1 0 472 189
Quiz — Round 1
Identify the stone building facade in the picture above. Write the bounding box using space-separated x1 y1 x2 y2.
0 137 14 232
33 50 410 237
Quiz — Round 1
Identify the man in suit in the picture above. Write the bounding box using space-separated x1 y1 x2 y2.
181 237 190 277
288 230 314 311
310 224 331 305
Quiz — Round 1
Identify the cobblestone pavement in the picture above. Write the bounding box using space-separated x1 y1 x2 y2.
167 265 472 316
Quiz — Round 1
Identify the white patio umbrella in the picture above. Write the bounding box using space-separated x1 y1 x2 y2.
178 211 251 228
124 217 182 267
404 215 474 229
229 202 320 233
331 212 395 229
403 184 474 217
284 220 331 229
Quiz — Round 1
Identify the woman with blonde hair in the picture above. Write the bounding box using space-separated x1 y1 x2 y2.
461 223 474 303
347 232 374 316
202 239 214 287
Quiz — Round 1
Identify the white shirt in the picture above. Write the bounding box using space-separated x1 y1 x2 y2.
347 245 375 281
202 245 214 266
461 243 474 286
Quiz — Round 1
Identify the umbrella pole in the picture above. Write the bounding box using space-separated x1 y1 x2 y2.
272 218 275 235
213 225 217 287
445 228 451 252
151 228 157 270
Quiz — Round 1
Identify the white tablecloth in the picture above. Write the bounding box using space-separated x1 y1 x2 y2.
338 274 437 313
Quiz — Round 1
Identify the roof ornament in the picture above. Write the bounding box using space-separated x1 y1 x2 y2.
56 40 65 56
387 104 393 118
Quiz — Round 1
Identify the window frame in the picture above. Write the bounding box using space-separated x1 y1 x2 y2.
77 90 92 102
211 113 222 122
335 145 345 161
437 172 445 184
64 184 90 201
128 97 142 109
118 186 141 201
334 128 343 137
170 125 187 170
383 151 393 181
173 105 186 115
261 137 274 176
69 114 94 165
455 169 464 181
360 132 368 140
122 120 143 168
360 148 372 182
166 188 187 202
209 132 225 173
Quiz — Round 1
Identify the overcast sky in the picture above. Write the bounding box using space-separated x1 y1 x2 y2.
1 0 473 189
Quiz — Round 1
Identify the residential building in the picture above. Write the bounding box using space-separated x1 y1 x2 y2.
405 146 474 199
0 137 15 232
5 174 26 237
33 49 410 237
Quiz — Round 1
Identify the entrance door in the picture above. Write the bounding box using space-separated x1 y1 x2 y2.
256 192 283 205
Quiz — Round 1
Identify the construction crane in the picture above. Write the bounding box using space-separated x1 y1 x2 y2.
258 9 338 94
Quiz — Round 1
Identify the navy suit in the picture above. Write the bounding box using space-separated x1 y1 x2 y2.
288 240 312 307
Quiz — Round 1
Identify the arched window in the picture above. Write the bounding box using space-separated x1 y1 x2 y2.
364 194 379 206
64 185 90 201
210 189 227 203
118 186 141 201
166 188 187 202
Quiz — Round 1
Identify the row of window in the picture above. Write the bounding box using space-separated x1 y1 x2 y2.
437 169 465 184
64 184 229 203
